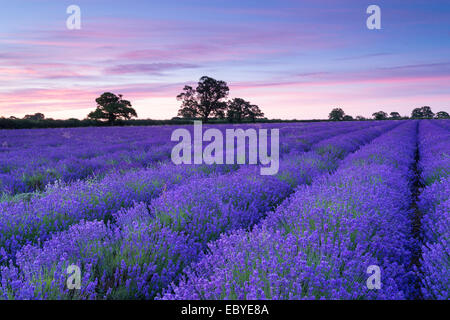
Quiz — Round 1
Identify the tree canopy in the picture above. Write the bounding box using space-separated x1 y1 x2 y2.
226 98 265 122
390 112 401 120
343 115 354 121
372 111 388 120
328 108 345 121
411 106 434 119
23 113 45 121
435 111 450 119
88 92 137 124
177 76 229 122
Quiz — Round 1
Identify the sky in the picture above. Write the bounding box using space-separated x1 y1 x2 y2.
0 0 449 120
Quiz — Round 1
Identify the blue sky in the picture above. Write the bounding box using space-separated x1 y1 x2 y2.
0 0 449 119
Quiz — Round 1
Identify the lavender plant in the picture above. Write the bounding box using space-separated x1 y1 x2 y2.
416 121 449 299
162 122 418 300
0 122 396 299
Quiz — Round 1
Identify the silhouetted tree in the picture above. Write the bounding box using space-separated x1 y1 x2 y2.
435 111 450 119
329 108 345 121
24 113 45 121
372 111 388 120
247 104 265 122
421 106 434 118
355 115 366 121
343 115 354 121
177 76 229 122
390 112 401 120
88 92 137 124
411 106 434 119
226 98 264 122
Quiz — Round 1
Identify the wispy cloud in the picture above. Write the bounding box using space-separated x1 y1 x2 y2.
335 53 392 61
0 0 449 119
104 63 200 75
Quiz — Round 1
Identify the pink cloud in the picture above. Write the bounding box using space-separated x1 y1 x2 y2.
104 63 199 75
1 5 449 120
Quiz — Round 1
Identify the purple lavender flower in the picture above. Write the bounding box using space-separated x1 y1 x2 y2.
162 122 419 300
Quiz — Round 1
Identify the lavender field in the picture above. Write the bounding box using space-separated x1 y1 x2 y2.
0 120 448 300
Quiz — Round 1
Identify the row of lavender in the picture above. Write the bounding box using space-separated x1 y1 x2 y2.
0 122 346 261
0 122 359 195
162 121 419 299
0 121 385 263
432 119 450 131
0 122 397 299
416 121 449 299
0 126 174 195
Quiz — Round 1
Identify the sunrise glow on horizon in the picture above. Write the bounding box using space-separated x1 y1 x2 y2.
0 0 449 120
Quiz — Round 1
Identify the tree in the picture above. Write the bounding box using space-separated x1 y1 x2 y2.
372 111 388 120
411 106 434 119
226 98 264 122
23 113 45 121
390 112 401 120
329 108 345 121
435 111 450 119
177 76 229 122
247 104 265 122
355 115 366 121
343 115 354 121
411 108 422 119
421 106 434 119
88 92 137 124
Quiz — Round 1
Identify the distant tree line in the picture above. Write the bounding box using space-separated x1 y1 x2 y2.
0 116 325 130
328 106 449 121
2 76 449 129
